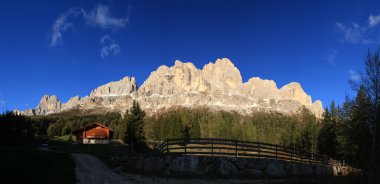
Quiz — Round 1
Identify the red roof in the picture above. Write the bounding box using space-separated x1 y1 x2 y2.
74 122 113 133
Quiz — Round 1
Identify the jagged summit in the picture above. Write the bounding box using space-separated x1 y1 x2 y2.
15 58 324 117
90 76 137 97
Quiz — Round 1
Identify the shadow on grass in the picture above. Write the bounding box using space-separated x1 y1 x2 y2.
0 146 76 184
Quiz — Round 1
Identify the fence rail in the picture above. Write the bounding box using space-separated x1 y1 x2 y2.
156 138 341 165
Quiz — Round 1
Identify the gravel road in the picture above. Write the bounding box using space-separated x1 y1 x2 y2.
71 153 131 184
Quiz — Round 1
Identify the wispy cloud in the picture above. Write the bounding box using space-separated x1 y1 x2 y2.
50 4 131 48
82 4 130 29
348 69 361 82
335 22 371 44
336 14 380 44
327 49 338 65
50 7 81 47
100 35 120 58
0 93 5 106
369 14 380 27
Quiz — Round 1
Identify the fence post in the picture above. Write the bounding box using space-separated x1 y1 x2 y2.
235 140 238 158
275 145 278 160
211 141 214 157
258 143 261 159
290 148 293 162
287 147 293 162
309 153 312 164
166 140 169 153
184 143 187 156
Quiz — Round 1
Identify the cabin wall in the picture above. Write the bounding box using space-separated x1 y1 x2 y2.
83 126 110 139
83 139 109 144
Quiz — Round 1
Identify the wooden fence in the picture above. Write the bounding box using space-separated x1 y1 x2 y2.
156 138 341 165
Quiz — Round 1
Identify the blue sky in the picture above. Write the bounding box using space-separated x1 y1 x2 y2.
1 0 380 112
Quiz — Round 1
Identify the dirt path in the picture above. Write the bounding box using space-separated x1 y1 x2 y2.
71 153 132 184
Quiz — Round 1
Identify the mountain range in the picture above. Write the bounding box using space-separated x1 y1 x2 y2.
14 58 324 118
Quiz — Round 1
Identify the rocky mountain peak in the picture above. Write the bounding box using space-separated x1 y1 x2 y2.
34 95 62 115
215 58 235 67
18 58 324 118
280 82 312 105
90 76 137 97
202 58 243 90
62 96 81 110
311 100 324 118
139 59 209 96
244 77 280 99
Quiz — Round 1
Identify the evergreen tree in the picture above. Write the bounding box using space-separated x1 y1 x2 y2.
351 48 380 183
348 86 372 174
123 100 146 150
318 105 339 158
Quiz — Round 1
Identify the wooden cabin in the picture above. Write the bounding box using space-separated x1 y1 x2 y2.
74 122 113 144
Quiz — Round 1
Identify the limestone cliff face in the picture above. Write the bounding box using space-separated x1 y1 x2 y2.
17 58 324 118
280 82 312 105
311 100 324 118
243 77 280 99
138 61 210 96
90 76 137 97
34 95 62 115
62 96 81 110
202 58 243 91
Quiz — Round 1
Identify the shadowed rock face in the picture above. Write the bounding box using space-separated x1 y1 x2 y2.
15 58 324 117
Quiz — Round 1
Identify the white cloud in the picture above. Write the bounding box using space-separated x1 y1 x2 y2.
82 4 130 29
348 69 361 82
51 4 131 57
0 93 4 106
335 22 371 44
327 49 338 65
100 35 120 58
369 14 380 27
336 14 380 44
50 8 81 47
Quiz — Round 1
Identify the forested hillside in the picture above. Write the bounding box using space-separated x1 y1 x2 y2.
27 106 318 153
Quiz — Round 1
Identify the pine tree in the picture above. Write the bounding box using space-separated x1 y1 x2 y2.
351 48 380 183
123 100 146 150
349 86 372 174
318 104 338 158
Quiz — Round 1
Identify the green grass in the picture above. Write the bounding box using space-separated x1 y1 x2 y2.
0 146 76 184
56 134 76 142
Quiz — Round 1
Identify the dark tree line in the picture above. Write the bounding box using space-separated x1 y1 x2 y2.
317 48 380 183
144 106 320 153
0 112 47 145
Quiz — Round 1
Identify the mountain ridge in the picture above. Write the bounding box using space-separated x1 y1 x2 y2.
14 58 324 117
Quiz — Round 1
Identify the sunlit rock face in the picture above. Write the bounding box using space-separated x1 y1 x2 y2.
243 77 280 99
202 58 243 91
34 95 62 115
17 58 324 118
90 76 137 97
280 82 312 105
138 60 210 96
